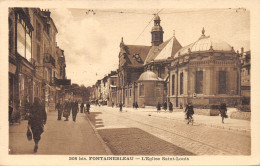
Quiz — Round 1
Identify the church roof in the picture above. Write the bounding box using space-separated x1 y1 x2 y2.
138 70 163 82
154 36 182 61
144 36 182 64
123 45 151 66
174 29 234 58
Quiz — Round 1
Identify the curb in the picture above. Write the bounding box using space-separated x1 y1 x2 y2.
84 113 113 155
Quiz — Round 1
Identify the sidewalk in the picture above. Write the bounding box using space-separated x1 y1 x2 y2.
9 111 111 155
101 105 250 134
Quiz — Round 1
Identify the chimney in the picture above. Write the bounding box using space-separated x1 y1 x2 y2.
241 47 244 54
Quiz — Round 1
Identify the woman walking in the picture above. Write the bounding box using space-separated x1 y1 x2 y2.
219 103 227 123
169 101 173 113
28 97 47 153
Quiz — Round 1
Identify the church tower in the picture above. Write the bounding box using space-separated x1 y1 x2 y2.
151 14 164 46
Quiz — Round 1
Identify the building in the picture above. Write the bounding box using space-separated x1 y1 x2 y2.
8 8 68 122
168 28 241 108
240 48 250 105
9 8 34 119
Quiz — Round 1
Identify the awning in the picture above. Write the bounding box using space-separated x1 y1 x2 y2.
9 63 17 74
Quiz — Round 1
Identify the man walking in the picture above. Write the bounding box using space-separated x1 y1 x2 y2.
80 102 84 113
157 102 161 113
86 103 90 114
119 102 123 112
169 101 173 113
72 101 79 122
56 100 63 120
163 101 167 112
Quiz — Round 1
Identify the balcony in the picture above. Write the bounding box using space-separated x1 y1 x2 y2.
44 53 56 68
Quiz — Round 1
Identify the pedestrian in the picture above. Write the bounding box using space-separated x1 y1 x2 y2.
28 97 47 153
86 103 90 114
163 101 167 112
119 102 123 112
9 100 13 125
157 102 161 113
184 102 194 124
169 101 173 113
112 102 114 108
80 103 84 113
63 101 70 121
72 101 79 122
219 103 227 123
56 100 63 120
133 102 135 109
135 102 138 110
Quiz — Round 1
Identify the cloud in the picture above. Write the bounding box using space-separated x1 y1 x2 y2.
51 8 115 86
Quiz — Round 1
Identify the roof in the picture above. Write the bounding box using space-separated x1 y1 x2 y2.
154 36 182 61
174 35 234 58
154 14 161 21
123 45 151 66
138 70 163 82
144 36 182 64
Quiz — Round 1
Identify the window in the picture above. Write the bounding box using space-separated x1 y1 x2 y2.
171 75 175 95
139 84 144 96
180 72 183 94
37 44 40 63
112 81 114 85
36 20 41 41
195 71 203 94
218 71 226 94
125 89 127 97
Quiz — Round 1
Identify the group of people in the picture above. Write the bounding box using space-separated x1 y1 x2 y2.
156 101 173 113
56 100 91 122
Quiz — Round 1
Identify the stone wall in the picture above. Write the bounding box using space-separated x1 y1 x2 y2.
230 111 251 121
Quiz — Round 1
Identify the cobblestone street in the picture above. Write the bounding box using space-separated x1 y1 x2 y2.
88 106 251 155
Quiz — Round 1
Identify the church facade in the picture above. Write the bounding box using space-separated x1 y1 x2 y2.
94 14 245 108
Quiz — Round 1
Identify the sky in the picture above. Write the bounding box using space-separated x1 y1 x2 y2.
50 8 250 87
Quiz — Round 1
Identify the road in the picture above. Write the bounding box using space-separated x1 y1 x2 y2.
87 106 251 155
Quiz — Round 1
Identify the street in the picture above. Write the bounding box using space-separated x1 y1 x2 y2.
9 105 250 155
88 106 250 155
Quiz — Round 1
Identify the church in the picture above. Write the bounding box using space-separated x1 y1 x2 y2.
117 15 241 108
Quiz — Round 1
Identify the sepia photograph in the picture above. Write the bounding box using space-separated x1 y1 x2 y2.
1 0 260 165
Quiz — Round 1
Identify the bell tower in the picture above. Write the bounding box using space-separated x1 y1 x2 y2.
151 14 164 46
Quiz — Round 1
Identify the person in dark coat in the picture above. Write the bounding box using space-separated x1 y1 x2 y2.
72 101 79 122
86 103 90 114
80 103 84 113
157 102 161 113
185 102 194 124
28 97 47 153
133 102 135 109
169 101 173 113
56 100 63 120
63 101 70 121
163 101 167 112
219 103 227 123
112 102 114 108
119 102 123 112
135 102 138 110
